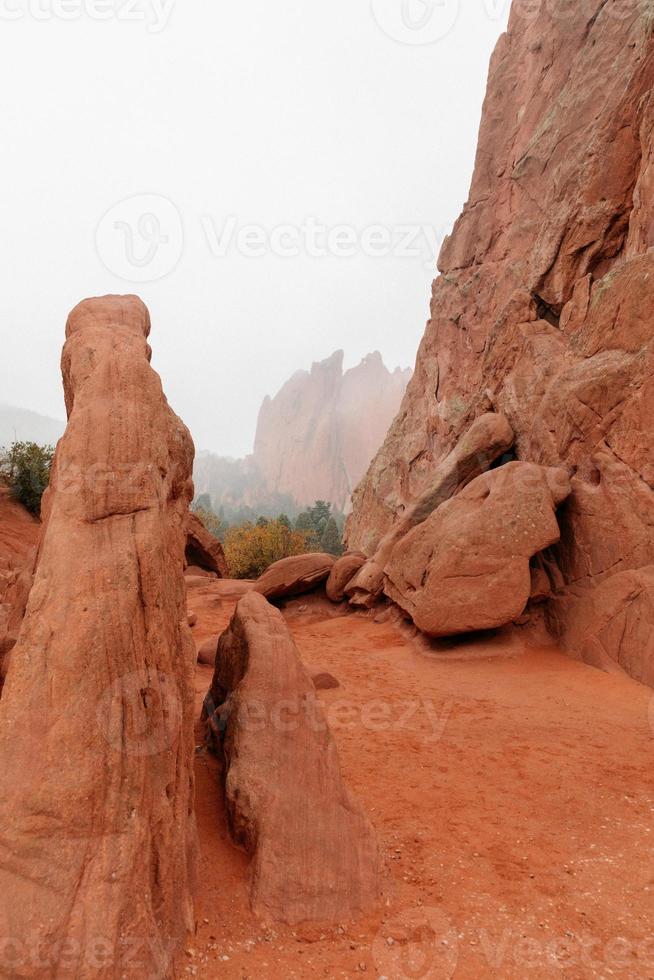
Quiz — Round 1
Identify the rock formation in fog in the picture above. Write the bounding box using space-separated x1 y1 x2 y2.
347 1 654 685
194 350 411 515
0 296 197 978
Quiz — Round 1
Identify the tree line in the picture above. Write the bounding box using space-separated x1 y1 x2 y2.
193 495 345 579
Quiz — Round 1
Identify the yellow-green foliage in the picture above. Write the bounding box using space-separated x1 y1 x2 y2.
224 519 312 579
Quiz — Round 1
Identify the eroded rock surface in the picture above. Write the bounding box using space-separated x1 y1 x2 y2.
326 552 366 602
186 511 228 577
0 488 41 677
347 413 514 607
347 2 654 679
0 295 197 978
255 552 335 600
385 463 570 637
206 591 379 924
197 635 219 667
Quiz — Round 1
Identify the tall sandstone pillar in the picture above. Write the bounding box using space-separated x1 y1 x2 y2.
0 296 197 978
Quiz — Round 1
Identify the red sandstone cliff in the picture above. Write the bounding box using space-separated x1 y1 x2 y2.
254 351 410 512
347 1 654 685
194 351 411 515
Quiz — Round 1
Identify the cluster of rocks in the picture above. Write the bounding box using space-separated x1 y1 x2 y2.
246 412 572 639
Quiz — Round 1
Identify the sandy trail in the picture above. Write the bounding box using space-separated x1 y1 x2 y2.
185 577 654 979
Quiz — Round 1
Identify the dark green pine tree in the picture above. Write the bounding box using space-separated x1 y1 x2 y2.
320 516 343 556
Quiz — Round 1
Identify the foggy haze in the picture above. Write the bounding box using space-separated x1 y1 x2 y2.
0 0 509 457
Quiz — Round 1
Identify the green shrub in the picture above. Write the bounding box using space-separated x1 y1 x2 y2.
0 441 54 516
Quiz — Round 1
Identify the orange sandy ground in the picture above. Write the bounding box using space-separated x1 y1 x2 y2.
185 577 654 980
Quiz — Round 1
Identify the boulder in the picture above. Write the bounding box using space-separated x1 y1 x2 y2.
197 635 219 667
326 552 366 602
186 511 228 577
254 553 335 600
205 591 379 924
0 295 197 976
385 462 571 637
346 413 514 607
185 574 215 589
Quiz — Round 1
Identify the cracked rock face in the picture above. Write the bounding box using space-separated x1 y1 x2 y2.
206 591 379 924
347 1 654 681
0 296 197 978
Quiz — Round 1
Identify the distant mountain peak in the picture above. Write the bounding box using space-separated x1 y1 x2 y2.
194 351 411 515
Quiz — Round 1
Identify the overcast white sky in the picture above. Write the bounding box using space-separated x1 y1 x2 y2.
0 0 509 457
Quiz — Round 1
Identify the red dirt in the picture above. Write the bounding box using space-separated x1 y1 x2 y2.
184 579 654 979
